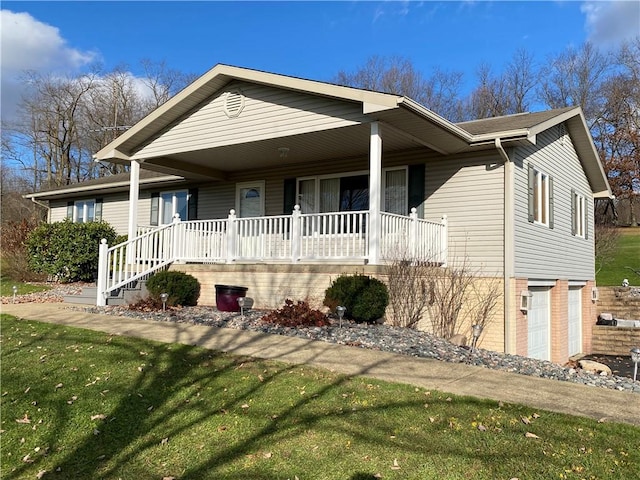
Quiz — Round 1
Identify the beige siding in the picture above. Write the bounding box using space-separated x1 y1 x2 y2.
134 81 369 159
513 126 595 280
424 153 505 275
49 193 131 235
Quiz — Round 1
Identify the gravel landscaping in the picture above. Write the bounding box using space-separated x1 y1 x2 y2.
4 282 639 394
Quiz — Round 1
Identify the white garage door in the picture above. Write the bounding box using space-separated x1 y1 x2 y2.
568 287 582 357
528 287 550 360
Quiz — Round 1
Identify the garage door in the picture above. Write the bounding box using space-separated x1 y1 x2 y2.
568 287 582 357
528 287 550 360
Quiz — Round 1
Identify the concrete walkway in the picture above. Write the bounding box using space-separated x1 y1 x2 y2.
2 302 639 426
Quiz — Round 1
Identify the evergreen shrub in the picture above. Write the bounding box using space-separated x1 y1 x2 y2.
323 274 389 323
146 270 201 307
26 219 117 282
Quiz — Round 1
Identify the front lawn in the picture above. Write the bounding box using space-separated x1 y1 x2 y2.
0 278 50 297
1 315 638 479
597 228 640 286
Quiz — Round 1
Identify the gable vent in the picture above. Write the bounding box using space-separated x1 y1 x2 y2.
224 89 245 118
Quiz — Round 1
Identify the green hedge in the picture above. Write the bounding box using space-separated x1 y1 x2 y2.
323 274 389 323
26 220 117 283
146 270 201 307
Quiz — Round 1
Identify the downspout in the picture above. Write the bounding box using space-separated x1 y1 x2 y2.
31 197 51 223
495 138 515 354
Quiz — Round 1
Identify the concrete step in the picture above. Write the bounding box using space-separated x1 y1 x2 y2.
63 281 148 306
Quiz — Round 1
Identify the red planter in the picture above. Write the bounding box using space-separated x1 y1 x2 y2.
215 285 248 312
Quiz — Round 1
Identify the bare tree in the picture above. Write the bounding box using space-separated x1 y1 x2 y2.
334 55 465 121
538 42 611 125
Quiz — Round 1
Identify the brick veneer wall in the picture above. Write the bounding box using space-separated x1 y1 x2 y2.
514 278 529 357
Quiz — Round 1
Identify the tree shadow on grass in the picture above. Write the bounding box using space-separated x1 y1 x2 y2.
3 314 639 480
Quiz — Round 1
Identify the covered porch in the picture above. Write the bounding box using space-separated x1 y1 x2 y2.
97 207 448 305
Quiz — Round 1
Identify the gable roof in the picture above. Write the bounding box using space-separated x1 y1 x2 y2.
459 107 610 197
29 65 610 199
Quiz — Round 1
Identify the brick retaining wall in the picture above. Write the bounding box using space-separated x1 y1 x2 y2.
591 326 640 356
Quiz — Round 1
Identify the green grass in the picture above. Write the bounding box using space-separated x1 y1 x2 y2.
597 228 640 286
0 277 50 297
1 315 639 480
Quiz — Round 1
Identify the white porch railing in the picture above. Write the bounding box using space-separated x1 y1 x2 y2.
96 207 448 305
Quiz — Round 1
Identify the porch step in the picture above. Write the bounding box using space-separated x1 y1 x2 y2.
63 281 149 306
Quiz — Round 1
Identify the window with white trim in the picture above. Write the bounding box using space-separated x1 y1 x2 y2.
236 181 265 218
160 190 188 225
528 164 553 228
67 199 102 223
571 190 586 238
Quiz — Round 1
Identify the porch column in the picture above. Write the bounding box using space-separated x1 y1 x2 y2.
368 122 382 265
127 160 141 242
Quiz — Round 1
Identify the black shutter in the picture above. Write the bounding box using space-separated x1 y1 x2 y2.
408 164 425 217
95 198 103 221
188 188 198 220
283 178 296 214
527 164 535 223
66 201 74 220
150 192 159 226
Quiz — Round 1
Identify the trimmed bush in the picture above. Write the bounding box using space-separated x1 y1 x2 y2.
146 270 201 307
323 274 389 323
261 299 329 327
26 219 118 283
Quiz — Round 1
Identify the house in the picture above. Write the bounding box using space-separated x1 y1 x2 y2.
25 64 612 363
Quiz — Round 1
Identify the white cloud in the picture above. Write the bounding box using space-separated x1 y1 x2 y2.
1 10 98 122
581 1 640 47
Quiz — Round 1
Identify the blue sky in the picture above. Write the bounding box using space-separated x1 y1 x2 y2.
2 1 639 121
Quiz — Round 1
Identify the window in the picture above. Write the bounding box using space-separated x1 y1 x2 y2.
571 189 587 238
150 190 195 226
296 168 407 214
236 181 265 218
67 199 102 223
528 164 553 227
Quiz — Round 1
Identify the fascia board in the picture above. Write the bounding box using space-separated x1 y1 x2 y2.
24 175 184 199
397 98 474 142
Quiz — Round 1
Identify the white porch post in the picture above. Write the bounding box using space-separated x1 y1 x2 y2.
368 122 382 265
291 205 301 263
96 239 108 306
226 209 237 263
127 160 141 242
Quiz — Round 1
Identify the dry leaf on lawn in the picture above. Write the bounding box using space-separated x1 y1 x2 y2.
525 432 540 439
91 414 106 421
16 414 31 424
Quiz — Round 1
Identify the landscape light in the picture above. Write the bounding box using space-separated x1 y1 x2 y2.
160 292 169 312
471 324 483 353
336 306 346 328
12 285 18 303
237 296 246 317
631 347 640 383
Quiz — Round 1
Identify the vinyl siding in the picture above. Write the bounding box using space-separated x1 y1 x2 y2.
134 81 369 159
424 152 505 275
49 193 131 235
513 125 595 280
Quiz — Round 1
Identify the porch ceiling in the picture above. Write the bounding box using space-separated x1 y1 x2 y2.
139 122 429 180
